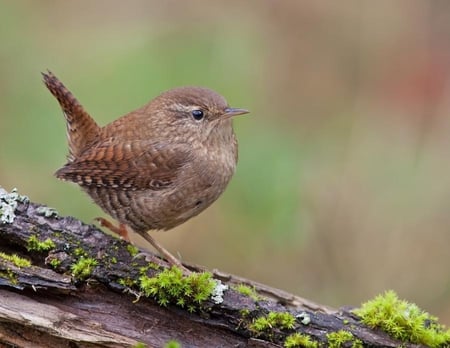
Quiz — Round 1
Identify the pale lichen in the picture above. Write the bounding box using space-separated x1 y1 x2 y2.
296 311 311 325
36 206 59 217
0 187 29 224
211 280 228 304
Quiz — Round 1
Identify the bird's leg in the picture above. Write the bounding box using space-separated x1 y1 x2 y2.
95 217 130 241
95 218 189 273
140 231 189 272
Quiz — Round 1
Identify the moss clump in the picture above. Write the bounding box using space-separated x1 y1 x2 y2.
49 258 61 268
148 262 160 270
327 330 362 348
127 244 139 257
164 340 181 348
27 235 55 252
139 266 216 313
240 308 251 317
133 343 147 348
0 269 18 285
0 252 31 285
250 311 296 334
74 247 87 257
0 252 31 268
70 257 98 280
284 332 318 348
354 290 450 347
139 262 160 275
234 284 261 301
118 277 137 287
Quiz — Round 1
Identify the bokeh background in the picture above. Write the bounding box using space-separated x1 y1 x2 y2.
2 1 450 324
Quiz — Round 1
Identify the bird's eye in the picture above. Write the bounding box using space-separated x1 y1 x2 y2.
191 109 204 121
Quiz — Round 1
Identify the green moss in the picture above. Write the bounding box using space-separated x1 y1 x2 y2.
0 269 18 285
110 256 117 264
284 333 318 348
70 257 98 280
0 250 28 285
233 284 261 301
74 247 87 257
127 244 139 257
139 266 216 312
118 277 137 287
250 311 296 334
148 262 160 270
240 308 251 317
354 290 450 347
327 330 362 348
133 342 147 348
49 258 61 268
133 343 147 348
27 235 56 252
164 340 181 348
0 252 31 268
139 262 160 275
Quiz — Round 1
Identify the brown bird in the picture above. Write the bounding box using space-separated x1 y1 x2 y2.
42 71 248 267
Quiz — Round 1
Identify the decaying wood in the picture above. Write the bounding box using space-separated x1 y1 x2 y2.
0 188 426 348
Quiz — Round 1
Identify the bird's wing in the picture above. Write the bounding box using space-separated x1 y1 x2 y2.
55 141 191 191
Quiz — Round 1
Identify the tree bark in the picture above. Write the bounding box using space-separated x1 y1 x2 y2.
0 188 426 348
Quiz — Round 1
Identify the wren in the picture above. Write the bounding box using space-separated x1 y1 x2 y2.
42 71 248 267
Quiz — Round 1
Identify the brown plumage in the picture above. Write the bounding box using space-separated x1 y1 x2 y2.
42 71 248 267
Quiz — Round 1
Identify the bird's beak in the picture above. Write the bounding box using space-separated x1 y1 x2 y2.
224 107 249 118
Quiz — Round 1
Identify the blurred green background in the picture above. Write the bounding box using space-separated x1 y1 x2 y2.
2 1 450 323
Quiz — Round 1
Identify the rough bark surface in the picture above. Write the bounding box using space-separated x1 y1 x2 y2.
0 188 426 348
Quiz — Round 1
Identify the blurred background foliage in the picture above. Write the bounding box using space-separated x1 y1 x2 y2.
2 0 450 323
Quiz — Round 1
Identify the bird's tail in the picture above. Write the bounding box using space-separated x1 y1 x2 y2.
42 70 100 162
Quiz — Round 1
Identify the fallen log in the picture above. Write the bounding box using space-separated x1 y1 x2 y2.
0 187 444 347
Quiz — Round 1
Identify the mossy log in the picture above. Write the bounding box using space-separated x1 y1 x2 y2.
0 188 430 348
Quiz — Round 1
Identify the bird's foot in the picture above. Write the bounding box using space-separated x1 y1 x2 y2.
94 218 189 273
140 232 191 274
95 217 130 241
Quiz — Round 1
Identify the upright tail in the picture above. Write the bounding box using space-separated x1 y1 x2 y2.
42 70 100 162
